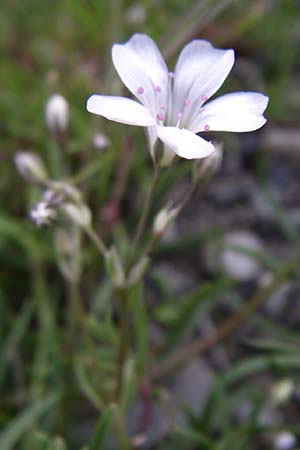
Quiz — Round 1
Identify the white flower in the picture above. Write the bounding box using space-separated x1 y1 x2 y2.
87 34 268 166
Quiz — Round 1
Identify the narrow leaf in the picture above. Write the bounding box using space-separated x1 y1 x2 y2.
90 403 117 450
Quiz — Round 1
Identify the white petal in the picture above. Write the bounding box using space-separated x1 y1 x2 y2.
157 126 215 160
172 40 234 126
193 92 269 133
145 126 176 166
112 34 169 116
87 95 156 126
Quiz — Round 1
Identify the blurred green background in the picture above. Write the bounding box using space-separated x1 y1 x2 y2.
1 0 300 449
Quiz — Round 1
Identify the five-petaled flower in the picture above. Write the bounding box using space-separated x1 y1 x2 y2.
87 34 269 166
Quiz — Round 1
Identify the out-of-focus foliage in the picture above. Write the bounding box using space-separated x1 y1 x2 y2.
1 0 300 449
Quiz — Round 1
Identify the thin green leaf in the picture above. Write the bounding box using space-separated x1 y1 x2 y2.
75 357 104 410
90 403 117 450
161 279 232 354
0 301 34 386
129 284 148 373
224 354 300 386
0 394 58 450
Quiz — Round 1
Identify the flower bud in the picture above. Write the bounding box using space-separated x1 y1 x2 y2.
14 151 48 185
30 201 57 227
92 132 111 150
271 379 294 405
125 4 146 25
60 203 91 228
45 93 69 135
153 204 179 237
105 246 126 287
194 142 223 182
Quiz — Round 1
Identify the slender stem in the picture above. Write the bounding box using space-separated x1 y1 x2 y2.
115 288 130 401
115 415 132 450
149 256 299 381
130 167 160 262
68 280 109 404
85 225 107 255
70 157 104 185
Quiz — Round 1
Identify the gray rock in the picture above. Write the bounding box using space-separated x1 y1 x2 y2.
220 230 263 281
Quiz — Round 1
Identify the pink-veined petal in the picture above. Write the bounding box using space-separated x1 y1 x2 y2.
172 40 234 127
112 33 169 116
87 95 156 126
157 126 215 160
193 92 269 133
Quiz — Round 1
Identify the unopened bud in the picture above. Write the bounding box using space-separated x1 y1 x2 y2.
45 93 69 135
30 202 57 227
128 256 149 286
194 142 223 182
153 205 179 237
60 203 91 228
51 437 68 450
105 246 126 287
92 132 111 150
14 152 48 185
271 379 294 405
125 4 146 25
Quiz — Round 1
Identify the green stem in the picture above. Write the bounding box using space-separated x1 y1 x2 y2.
85 225 107 255
70 157 104 185
130 167 160 264
115 288 130 402
115 415 132 450
68 280 109 405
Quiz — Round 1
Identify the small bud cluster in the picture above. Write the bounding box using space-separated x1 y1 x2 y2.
29 182 91 229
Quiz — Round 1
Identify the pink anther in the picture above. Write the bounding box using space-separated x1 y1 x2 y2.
155 85 161 92
160 104 165 110
204 124 210 132
156 113 164 122
202 95 208 102
137 86 144 94
177 112 183 119
184 98 190 106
